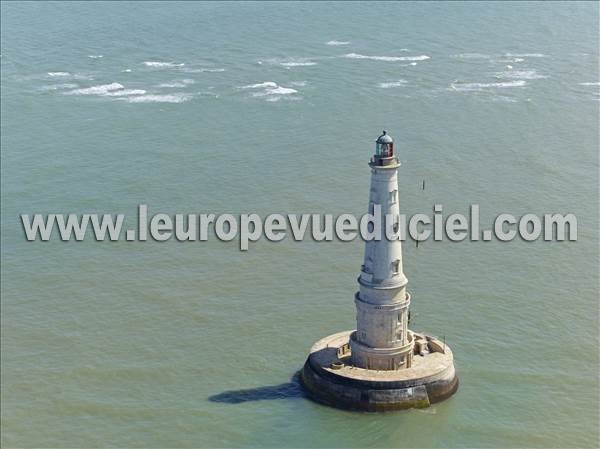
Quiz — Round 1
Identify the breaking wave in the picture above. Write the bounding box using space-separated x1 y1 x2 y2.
103 89 146 97
143 61 185 68
65 83 125 95
265 96 301 102
252 86 298 97
378 80 408 88
87 55 103 59
343 53 430 62
182 67 225 73
451 53 491 59
124 93 193 103
47 72 71 77
326 40 350 46
240 81 278 89
496 70 547 80
264 86 297 95
450 80 527 91
280 61 317 67
158 79 195 88
579 82 600 86
504 53 546 58
40 83 79 91
241 81 299 99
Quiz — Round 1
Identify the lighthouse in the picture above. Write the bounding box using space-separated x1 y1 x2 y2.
300 131 458 411
350 131 413 371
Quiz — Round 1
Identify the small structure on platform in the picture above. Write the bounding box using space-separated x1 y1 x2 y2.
300 131 458 411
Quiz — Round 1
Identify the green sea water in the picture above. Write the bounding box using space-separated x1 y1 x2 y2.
1 2 599 447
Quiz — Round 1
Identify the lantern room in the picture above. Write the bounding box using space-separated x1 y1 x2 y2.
375 131 394 157
371 131 398 167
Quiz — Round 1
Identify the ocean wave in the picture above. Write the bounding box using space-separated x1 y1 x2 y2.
265 96 301 102
40 83 79 91
266 86 297 95
451 53 491 59
579 82 600 86
122 69 132 73
496 70 547 80
65 82 125 95
450 80 527 91
124 93 192 103
343 53 430 62
280 61 317 67
504 53 546 58
181 67 225 73
240 81 278 89
326 40 350 46
103 89 146 97
157 79 195 88
88 55 103 59
46 72 91 80
143 61 185 68
252 86 298 97
240 81 299 99
289 81 307 87
378 80 408 88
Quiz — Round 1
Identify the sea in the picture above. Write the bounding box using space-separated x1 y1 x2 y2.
1 2 598 448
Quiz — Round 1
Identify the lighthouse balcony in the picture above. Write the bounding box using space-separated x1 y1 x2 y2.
369 155 400 167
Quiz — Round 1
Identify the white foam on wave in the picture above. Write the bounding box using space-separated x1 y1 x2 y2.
124 93 192 103
496 70 547 80
378 80 408 88
103 89 147 97
280 61 317 67
265 96 301 102
450 80 527 91
504 53 546 58
579 82 600 86
143 61 185 68
41 83 79 91
326 40 350 46
343 53 430 62
240 81 278 89
47 72 91 80
88 55 103 59
182 67 225 73
65 82 125 95
158 79 195 88
252 86 298 97
451 53 490 59
266 86 297 95
289 81 307 87
240 81 299 99
122 69 132 73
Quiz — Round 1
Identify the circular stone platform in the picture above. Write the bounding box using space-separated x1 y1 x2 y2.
300 330 458 411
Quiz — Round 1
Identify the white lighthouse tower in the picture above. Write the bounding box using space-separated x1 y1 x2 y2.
301 131 458 411
350 131 413 371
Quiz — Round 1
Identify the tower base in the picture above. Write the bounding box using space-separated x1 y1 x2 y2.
300 330 458 412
